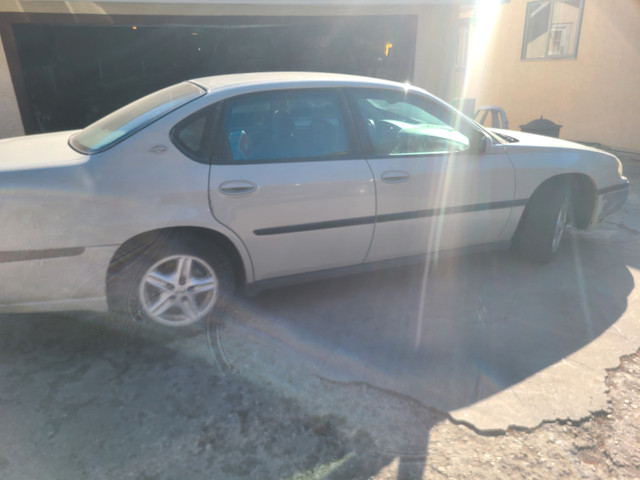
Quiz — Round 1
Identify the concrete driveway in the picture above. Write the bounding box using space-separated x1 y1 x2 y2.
1 155 639 478
207 156 640 433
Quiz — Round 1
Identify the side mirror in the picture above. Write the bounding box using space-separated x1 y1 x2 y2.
470 131 489 154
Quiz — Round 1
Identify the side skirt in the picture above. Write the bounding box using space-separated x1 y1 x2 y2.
243 241 511 296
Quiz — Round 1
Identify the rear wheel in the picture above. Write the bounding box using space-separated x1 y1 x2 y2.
514 184 570 263
109 238 234 327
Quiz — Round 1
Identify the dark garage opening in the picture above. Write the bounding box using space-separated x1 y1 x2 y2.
8 16 417 133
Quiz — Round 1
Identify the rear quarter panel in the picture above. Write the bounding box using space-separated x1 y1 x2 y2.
0 110 254 282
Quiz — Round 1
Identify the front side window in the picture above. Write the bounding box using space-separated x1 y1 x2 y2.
346 89 472 157
221 90 350 163
70 82 205 154
522 0 584 60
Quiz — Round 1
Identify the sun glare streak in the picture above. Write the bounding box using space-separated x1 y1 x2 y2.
459 0 502 103
415 1 501 349
64 1 109 16
435 0 501 253
415 254 432 349
570 234 594 338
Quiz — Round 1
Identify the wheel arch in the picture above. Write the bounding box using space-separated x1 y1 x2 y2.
516 173 597 236
106 226 248 311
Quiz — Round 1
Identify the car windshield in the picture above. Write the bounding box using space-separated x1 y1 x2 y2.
69 82 205 154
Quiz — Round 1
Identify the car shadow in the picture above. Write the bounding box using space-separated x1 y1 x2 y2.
213 225 639 476
240 232 634 407
1 228 636 479
0 311 399 479
3 167 639 479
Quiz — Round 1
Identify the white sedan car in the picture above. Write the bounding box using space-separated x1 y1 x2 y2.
0 72 629 326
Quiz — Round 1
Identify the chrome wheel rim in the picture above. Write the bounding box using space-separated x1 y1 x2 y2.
139 255 218 326
551 201 568 253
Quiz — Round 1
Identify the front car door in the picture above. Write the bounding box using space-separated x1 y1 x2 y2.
204 88 375 281
345 88 516 262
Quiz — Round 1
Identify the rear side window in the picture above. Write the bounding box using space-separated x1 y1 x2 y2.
221 90 351 163
70 82 205 154
171 106 218 163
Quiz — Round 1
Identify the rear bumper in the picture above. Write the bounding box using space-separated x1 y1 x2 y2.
596 178 629 222
0 245 116 314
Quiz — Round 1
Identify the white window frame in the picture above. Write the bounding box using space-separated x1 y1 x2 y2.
521 0 584 60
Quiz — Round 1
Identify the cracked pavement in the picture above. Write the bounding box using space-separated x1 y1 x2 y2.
218 154 640 433
1 154 639 479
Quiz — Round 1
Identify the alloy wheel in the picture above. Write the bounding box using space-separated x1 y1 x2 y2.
138 254 218 326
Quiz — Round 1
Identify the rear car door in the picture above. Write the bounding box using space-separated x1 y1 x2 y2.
203 89 375 281
345 88 516 262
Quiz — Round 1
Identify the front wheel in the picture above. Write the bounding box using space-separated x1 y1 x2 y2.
110 239 234 327
514 185 570 263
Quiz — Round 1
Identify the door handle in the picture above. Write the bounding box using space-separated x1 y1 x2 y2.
381 170 410 183
219 180 258 195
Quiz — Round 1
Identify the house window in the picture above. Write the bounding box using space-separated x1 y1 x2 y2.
522 0 584 59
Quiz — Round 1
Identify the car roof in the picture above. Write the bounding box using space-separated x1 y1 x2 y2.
190 71 417 94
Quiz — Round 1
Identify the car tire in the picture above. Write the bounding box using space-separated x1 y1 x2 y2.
514 183 570 263
110 236 234 327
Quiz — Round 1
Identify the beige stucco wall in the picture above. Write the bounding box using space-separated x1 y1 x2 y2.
414 4 459 100
465 0 640 153
0 0 460 138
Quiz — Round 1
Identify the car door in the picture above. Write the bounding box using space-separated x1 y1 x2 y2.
345 88 516 262
205 88 375 281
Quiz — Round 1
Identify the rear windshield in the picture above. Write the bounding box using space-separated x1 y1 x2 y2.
69 82 205 154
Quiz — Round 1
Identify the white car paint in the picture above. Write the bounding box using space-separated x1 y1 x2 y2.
0 72 629 318
0 130 86 172
209 161 376 281
363 143 516 262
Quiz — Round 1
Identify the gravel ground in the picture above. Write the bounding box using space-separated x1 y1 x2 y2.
398 349 640 480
